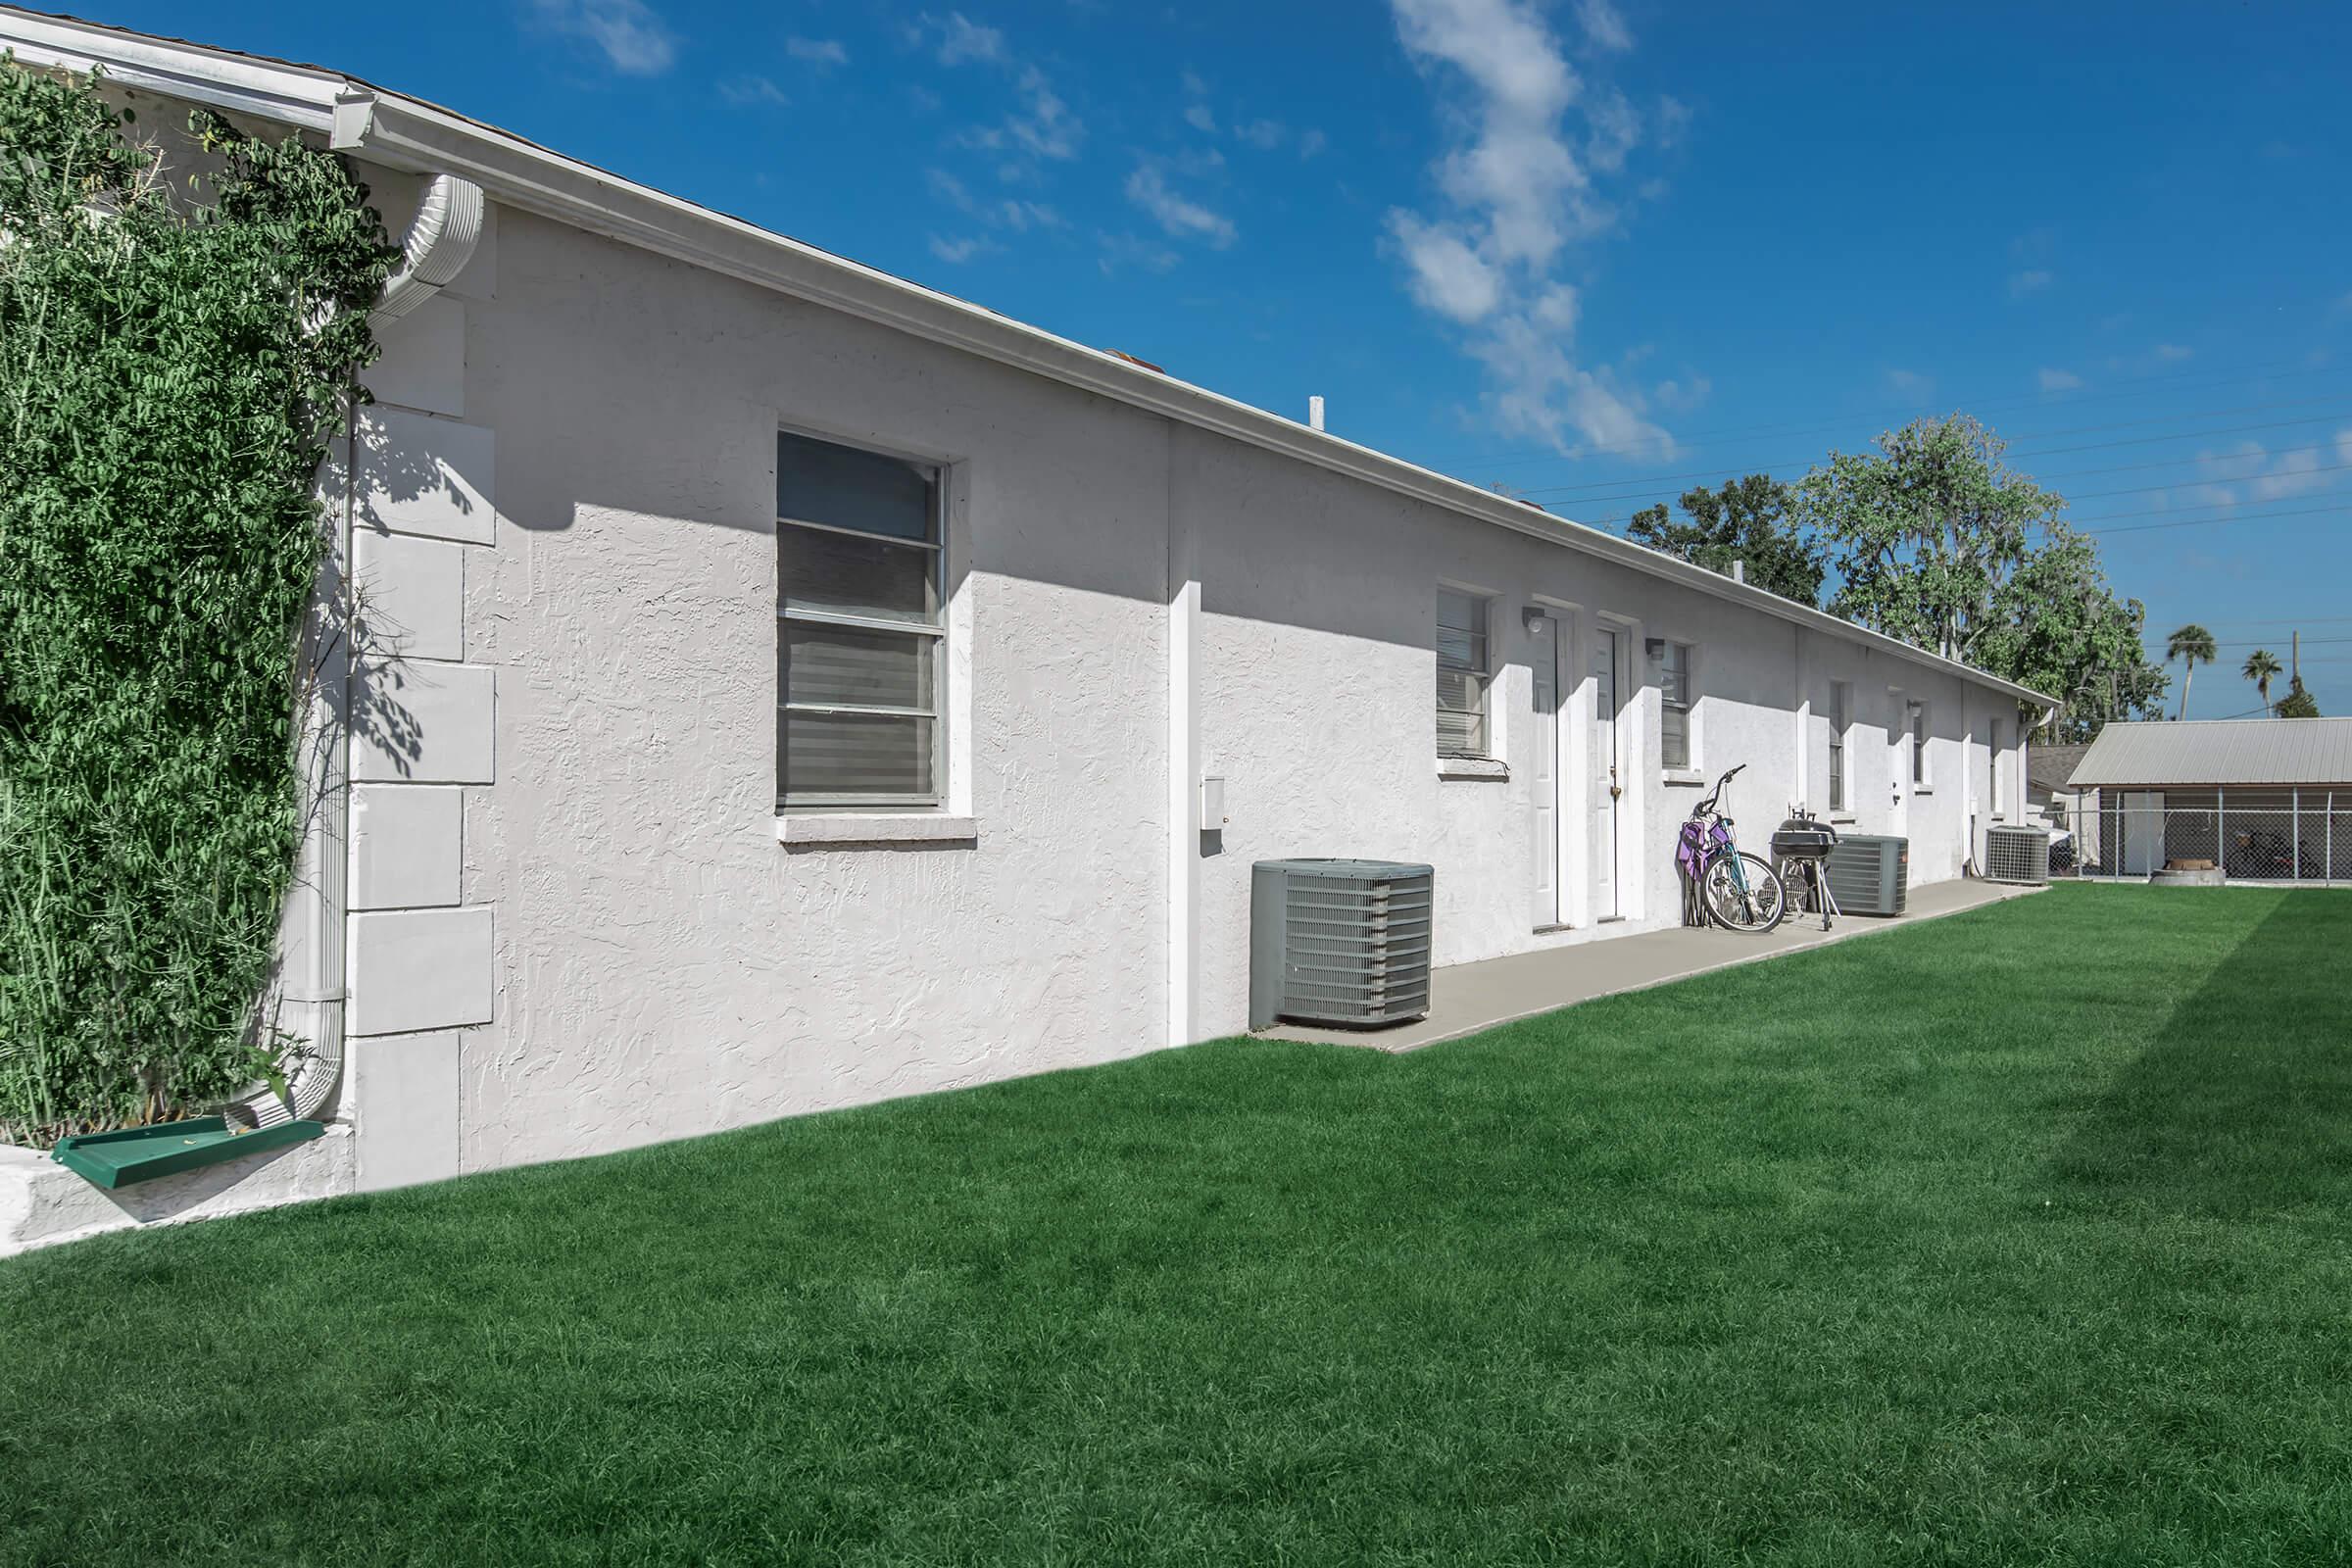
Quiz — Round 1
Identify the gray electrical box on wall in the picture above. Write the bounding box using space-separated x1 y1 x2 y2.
1249 858 1434 1029
1200 775 1227 832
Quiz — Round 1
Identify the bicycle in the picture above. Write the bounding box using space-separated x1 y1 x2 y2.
1675 763 1788 933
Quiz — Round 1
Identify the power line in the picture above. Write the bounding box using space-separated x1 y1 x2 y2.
1512 405 2352 504
1429 355 2343 472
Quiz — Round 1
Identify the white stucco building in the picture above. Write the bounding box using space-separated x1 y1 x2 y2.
0 12 2052 1250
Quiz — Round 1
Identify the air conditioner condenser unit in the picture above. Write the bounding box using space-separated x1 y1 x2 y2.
1250 858 1434 1029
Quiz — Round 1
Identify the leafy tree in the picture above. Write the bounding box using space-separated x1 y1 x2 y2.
0 62 398 1140
2241 649 2281 709
2275 676 2323 718
1792 415 2163 733
1627 473 1827 606
1795 416 2060 662
1968 526 2169 741
2165 623 2218 719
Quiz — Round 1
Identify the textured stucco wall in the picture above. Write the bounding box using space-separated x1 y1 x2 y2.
451 209 1170 1170
375 201 2041 1173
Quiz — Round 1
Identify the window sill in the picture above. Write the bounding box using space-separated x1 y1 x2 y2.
1662 767 1707 787
775 813 977 846
1438 758 1509 782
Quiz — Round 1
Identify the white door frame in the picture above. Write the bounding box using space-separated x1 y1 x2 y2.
1591 620 1627 921
1886 686 1911 842
1529 611 1568 929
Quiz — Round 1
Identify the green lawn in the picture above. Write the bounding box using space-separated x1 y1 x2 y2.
5 886 2351 1566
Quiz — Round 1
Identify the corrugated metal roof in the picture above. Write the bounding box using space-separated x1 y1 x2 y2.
2068 718 2352 787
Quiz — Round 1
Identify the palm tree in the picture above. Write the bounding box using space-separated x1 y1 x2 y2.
2166 623 2217 719
2242 649 2281 710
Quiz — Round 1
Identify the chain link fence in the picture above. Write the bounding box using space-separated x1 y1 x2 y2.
2034 789 2352 883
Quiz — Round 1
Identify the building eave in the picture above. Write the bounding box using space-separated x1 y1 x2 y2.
1 5 2057 710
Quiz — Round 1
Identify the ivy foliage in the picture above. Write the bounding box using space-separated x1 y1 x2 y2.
0 60 400 1143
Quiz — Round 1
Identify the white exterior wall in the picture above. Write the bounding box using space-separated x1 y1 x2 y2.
342 198 2035 1174
0 132 2040 1252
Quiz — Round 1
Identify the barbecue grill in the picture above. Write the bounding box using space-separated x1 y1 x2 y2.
1770 816 1838 860
1770 812 1840 930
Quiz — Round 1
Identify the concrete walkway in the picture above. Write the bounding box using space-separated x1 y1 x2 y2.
1267 877 2045 1053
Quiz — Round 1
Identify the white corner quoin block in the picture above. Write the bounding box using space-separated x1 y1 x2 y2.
352 661 495 784
352 1031 463 1193
359 407 496 546
354 530 465 662
351 784 463 909
348 906 494 1037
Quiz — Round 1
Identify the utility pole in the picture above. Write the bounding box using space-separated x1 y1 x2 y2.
2292 629 2301 688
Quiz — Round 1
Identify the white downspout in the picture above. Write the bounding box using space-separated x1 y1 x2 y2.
230 166 484 1129
370 172 485 326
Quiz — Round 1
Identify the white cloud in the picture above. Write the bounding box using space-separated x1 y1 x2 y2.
2186 437 2345 508
2008 269 2053 297
1654 374 1711 414
2037 368 2082 392
2153 342 2194 362
1575 0 1634 52
935 24 1082 171
531 0 676 74
914 12 1004 65
718 75 788 107
1298 127 1328 159
1387 212 1503 323
927 233 1000 265
1234 118 1287 150
1655 94 1690 148
1584 86 1639 173
1181 70 1210 96
1125 164 1236 248
1184 102 1217 133
785 36 848 67
1886 368 1933 397
1099 231 1180 275
928 168 1062 232
1383 0 1669 457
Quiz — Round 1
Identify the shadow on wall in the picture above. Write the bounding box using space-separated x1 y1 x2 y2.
2048 893 2352 1219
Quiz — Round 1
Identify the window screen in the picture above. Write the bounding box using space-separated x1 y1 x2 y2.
1436 590 1492 758
1659 642 1693 770
776 431 943 807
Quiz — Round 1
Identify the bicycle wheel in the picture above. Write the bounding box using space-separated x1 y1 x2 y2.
1702 852 1786 933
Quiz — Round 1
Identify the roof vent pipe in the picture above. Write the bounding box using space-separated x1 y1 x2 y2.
1731 560 1746 585
1307 395 1325 432
372 172 485 326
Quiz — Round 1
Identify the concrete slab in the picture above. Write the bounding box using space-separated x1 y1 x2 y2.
1267 877 2045 1053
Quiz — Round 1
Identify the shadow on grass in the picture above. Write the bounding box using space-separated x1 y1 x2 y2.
2051 891 2352 1218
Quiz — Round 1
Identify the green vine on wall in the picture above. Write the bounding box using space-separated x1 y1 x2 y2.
0 59 401 1144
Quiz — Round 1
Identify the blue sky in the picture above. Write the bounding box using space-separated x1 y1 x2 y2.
119 0 2352 713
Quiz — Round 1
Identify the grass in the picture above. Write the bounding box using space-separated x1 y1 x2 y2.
5 886 2351 1566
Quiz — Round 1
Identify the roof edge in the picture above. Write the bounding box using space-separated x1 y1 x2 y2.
0 6 2056 710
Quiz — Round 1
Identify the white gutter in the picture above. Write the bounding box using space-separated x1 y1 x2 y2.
0 6 2058 711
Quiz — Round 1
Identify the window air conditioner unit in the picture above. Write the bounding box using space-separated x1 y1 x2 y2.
1825 835 1909 916
1250 859 1434 1029
1983 824 2051 886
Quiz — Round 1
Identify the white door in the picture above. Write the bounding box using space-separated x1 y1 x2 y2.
1592 626 1621 919
2124 791 2163 875
1531 614 1563 927
1887 705 1910 842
